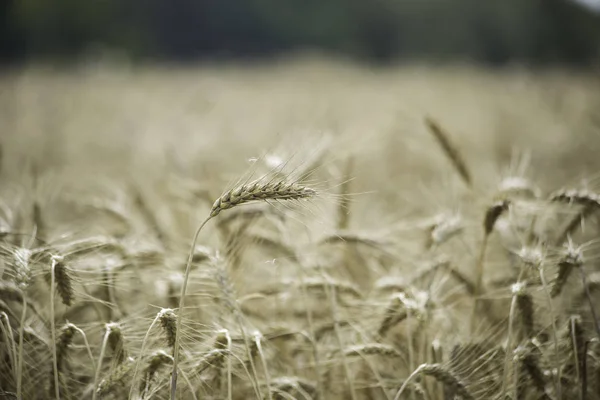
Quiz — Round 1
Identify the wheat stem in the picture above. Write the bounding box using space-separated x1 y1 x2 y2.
16 298 27 400
328 284 357 400
255 332 273 400
92 325 112 400
579 265 600 338
171 216 211 399
129 311 162 399
171 178 316 399
50 258 60 399
0 312 17 385
71 324 96 371
501 270 526 397
539 267 561 398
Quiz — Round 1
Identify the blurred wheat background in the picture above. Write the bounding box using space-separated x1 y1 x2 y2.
2 1 600 400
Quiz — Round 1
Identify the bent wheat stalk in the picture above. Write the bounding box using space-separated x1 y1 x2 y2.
170 178 316 399
394 363 473 400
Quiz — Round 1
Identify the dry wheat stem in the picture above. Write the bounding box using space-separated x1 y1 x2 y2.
501 271 526 397
471 200 510 333
16 296 27 399
93 324 118 400
50 257 60 400
171 216 210 400
171 179 316 399
394 363 473 400
254 332 273 400
327 284 358 400
569 316 584 396
539 267 562 398
129 309 172 400
219 329 233 400
72 324 96 371
579 265 600 338
214 265 264 399
297 270 324 399
0 312 17 384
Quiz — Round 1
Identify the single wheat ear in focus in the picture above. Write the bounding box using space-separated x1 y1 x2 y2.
170 177 317 399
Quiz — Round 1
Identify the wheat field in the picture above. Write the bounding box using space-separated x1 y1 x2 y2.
1 59 600 400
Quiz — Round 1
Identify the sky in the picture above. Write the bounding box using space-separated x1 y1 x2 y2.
573 0 600 12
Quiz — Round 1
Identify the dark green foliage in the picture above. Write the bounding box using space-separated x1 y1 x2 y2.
3 0 600 65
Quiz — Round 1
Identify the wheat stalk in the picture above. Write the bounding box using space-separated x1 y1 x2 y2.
0 312 17 386
170 177 316 399
394 363 473 400
129 308 176 400
14 248 32 400
93 322 125 400
49 256 62 399
568 315 585 392
254 331 273 400
471 200 510 332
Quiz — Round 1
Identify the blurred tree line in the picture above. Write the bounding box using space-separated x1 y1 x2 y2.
1 0 600 65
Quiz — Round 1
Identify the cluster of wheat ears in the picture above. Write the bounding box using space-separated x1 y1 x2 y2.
1 69 600 399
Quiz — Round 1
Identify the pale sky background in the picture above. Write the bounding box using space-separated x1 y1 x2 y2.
573 0 600 12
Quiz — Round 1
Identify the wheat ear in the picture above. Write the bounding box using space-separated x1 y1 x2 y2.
140 350 173 397
52 255 74 306
170 178 316 399
516 289 534 340
343 343 403 359
394 363 473 400
270 376 317 399
519 341 549 399
424 116 472 187
378 295 408 338
96 357 135 398
471 200 510 332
